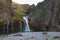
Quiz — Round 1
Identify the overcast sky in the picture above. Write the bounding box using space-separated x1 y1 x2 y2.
12 0 44 5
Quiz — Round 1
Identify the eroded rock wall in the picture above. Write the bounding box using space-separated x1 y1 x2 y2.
0 0 13 20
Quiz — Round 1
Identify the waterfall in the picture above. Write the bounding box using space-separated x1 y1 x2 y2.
20 21 22 32
2 20 9 37
23 16 31 32
11 21 13 33
7 20 9 34
2 21 6 34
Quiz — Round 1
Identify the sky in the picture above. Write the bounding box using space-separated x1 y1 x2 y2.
12 0 44 6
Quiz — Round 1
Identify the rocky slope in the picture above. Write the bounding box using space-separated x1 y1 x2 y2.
12 2 30 20
12 2 30 13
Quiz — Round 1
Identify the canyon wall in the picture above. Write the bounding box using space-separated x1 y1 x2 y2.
27 0 60 31
0 0 13 20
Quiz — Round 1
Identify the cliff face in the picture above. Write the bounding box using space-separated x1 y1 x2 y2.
0 0 13 20
27 0 60 31
39 0 60 31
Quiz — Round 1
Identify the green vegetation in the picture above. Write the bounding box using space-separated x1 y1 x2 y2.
13 9 26 20
13 9 26 18
12 2 30 20
32 0 48 17
0 19 4 22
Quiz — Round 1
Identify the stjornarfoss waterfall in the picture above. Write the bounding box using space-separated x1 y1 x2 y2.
23 16 31 32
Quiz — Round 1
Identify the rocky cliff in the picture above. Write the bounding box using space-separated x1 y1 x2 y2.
0 0 13 20
27 0 60 31
0 0 13 34
39 0 60 31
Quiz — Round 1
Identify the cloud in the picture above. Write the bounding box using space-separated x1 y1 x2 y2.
12 0 44 5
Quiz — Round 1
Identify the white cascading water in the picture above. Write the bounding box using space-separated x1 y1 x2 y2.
3 21 6 34
23 16 31 32
7 20 9 34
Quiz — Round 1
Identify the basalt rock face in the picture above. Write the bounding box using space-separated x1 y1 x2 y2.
0 0 13 34
26 4 36 16
39 0 60 31
27 0 60 31
0 0 13 20
26 4 41 31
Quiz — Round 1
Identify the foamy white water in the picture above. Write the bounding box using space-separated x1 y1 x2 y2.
23 16 31 32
